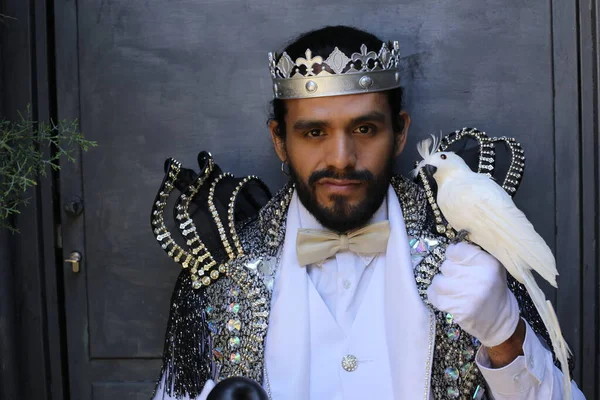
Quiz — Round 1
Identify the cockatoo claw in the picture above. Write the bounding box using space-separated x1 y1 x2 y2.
450 229 470 244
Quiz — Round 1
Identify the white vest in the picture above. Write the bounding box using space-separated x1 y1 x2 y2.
307 249 393 399
264 187 434 400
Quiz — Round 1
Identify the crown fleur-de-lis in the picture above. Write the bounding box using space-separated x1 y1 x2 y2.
295 49 323 76
351 44 378 71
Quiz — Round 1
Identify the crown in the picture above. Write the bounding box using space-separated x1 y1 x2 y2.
268 41 401 99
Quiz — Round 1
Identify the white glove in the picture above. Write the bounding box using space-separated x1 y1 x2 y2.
427 242 520 347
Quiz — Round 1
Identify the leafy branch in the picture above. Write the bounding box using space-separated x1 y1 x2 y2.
0 107 97 232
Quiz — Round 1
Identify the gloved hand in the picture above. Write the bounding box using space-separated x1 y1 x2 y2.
427 242 520 347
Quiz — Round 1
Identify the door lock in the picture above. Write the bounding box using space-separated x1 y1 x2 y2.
65 251 82 273
64 196 84 217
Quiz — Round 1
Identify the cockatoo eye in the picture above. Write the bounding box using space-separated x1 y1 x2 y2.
440 154 447 160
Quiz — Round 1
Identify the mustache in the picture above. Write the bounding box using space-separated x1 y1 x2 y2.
308 169 374 186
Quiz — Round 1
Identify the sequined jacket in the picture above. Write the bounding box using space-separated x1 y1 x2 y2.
156 174 555 400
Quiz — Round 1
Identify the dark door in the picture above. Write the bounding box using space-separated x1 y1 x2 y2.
53 0 593 399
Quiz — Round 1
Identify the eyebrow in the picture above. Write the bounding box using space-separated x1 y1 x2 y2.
292 111 387 132
348 111 387 127
292 119 329 132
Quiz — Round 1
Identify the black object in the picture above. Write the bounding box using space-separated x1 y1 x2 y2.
206 377 269 400
63 195 84 217
167 151 272 262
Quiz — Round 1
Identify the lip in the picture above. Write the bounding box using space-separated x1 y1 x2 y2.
318 178 362 194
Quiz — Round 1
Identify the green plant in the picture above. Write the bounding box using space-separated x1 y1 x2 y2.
0 107 97 232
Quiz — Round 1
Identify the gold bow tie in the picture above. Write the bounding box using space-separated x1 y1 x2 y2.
296 221 391 266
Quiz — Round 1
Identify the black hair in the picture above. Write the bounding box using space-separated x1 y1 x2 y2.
268 25 405 139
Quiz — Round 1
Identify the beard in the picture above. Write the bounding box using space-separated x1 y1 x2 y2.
288 154 394 233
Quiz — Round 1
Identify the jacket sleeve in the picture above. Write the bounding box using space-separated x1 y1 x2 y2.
152 270 213 399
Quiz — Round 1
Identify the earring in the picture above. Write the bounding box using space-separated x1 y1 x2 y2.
281 161 290 177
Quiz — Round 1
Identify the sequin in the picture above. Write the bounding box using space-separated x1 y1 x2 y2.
461 362 473 376
446 387 460 398
227 319 241 332
192 281 201 289
213 348 223 360
425 238 439 248
409 237 419 249
411 254 423 264
207 321 218 334
462 347 475 360
265 276 275 291
410 237 429 255
472 337 480 347
230 288 239 296
246 259 260 271
259 258 275 275
205 305 213 314
473 385 485 399
227 303 240 313
444 367 459 381
229 336 240 348
446 313 454 324
230 352 241 364
447 326 461 341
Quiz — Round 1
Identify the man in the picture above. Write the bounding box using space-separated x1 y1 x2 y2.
152 26 585 399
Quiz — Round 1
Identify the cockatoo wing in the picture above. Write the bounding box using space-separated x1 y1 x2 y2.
436 172 558 287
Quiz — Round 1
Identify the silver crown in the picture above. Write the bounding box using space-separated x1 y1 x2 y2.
268 41 401 99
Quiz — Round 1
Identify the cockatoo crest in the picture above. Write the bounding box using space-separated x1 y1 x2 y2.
412 134 440 177
413 135 471 181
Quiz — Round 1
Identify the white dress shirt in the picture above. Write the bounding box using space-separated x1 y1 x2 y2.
302 197 387 332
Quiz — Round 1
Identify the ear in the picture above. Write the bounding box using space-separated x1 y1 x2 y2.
269 120 287 162
394 110 411 156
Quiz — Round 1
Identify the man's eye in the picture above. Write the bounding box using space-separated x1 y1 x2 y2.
305 129 324 138
354 125 375 135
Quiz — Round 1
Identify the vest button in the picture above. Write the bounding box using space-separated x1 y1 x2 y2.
341 354 358 372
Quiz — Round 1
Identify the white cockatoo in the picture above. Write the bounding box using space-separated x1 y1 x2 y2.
415 136 572 400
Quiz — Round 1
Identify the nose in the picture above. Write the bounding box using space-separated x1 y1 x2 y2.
423 164 438 177
324 132 357 170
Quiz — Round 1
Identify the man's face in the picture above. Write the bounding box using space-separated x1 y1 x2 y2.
270 92 409 232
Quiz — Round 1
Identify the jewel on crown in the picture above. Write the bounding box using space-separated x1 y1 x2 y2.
268 41 400 79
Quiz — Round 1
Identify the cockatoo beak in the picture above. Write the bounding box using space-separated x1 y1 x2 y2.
423 164 438 178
